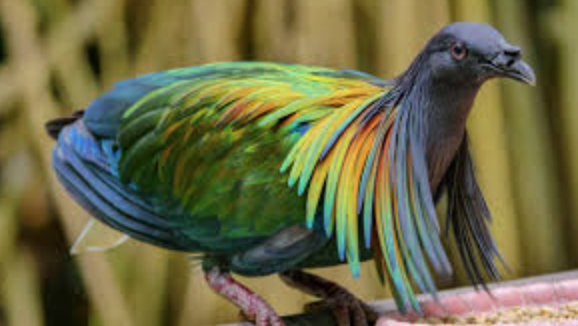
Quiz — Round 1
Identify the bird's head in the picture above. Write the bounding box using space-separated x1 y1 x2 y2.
421 22 536 87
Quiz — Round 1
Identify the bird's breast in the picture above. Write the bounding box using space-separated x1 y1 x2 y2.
426 130 465 190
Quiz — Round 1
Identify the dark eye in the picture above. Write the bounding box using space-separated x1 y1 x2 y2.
450 43 467 61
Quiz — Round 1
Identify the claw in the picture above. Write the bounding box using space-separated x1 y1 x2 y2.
280 270 379 326
305 294 377 326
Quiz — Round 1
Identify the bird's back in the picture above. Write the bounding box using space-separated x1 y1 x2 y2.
50 62 389 255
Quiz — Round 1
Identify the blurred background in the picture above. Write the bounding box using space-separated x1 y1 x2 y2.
0 0 577 325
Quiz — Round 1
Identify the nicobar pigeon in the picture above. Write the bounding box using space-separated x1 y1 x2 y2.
47 22 535 326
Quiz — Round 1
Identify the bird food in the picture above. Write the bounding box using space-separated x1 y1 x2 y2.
416 301 578 325
377 275 578 326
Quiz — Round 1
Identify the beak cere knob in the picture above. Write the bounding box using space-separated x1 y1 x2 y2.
503 48 521 68
503 46 521 60
492 46 536 86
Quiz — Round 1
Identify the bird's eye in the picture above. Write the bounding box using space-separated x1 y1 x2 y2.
450 43 467 61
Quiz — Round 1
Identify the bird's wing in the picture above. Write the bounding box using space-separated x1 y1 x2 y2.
88 62 389 245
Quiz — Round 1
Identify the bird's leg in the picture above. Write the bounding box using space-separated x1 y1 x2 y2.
205 267 286 326
280 270 378 326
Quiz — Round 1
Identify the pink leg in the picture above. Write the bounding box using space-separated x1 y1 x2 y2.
205 267 286 326
280 270 378 326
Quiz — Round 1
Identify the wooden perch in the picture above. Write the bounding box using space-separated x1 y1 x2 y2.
216 270 578 326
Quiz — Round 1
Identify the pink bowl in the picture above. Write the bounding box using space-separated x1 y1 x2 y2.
374 271 578 326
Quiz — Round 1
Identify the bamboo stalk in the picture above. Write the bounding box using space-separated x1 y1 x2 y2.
0 195 18 272
129 244 170 326
351 0 379 72
492 0 568 274
2 252 45 326
187 0 249 64
376 0 450 76
0 121 24 164
95 0 130 86
253 0 298 62
376 0 419 77
560 0 578 263
133 0 189 72
293 0 357 69
0 0 118 110
0 0 116 113
0 1 135 325
46 0 100 110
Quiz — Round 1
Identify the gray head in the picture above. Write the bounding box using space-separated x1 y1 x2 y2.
419 22 535 86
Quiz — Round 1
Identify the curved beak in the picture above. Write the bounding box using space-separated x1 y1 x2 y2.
488 45 536 86
498 58 536 86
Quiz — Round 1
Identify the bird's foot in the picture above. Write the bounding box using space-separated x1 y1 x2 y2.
304 294 378 326
205 267 286 326
280 270 378 326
